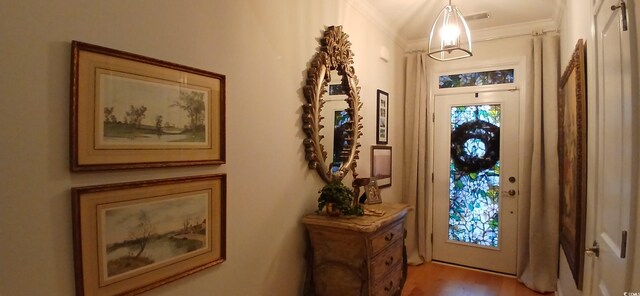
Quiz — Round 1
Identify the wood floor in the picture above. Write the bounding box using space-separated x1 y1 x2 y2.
401 262 553 296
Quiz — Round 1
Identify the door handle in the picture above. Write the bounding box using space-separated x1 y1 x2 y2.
611 0 628 31
501 189 516 196
585 240 600 257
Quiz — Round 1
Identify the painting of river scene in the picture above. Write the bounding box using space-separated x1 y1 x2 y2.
101 193 209 279
98 72 209 147
72 41 225 170
73 173 226 295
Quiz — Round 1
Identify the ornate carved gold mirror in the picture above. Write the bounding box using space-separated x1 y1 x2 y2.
302 26 363 183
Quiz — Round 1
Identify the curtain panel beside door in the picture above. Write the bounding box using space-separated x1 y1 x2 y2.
517 34 560 293
402 52 429 265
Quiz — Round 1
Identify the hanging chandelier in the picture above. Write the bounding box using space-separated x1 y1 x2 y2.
428 0 472 61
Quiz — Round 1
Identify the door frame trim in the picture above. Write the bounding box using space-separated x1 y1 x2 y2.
431 90 520 274
426 56 527 266
579 2 601 294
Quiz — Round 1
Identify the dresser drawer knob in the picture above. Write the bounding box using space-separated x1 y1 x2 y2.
384 232 394 241
385 256 394 266
384 280 394 291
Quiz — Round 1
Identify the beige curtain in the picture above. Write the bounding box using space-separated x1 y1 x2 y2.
402 53 429 264
517 34 560 292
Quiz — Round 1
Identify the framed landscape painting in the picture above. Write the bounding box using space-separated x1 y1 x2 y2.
558 39 587 289
71 41 225 171
72 174 226 296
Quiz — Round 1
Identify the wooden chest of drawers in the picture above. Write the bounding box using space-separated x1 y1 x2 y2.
302 203 411 296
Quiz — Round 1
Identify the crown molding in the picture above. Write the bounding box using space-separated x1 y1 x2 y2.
344 0 408 48
553 0 567 29
404 18 559 51
472 18 558 40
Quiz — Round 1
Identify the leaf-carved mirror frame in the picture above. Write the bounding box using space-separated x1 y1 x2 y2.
302 26 363 183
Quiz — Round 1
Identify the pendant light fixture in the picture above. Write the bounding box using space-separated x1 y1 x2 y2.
428 0 472 61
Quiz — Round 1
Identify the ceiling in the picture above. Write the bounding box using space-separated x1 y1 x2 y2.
364 0 565 47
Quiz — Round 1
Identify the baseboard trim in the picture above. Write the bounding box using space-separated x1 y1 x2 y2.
431 260 517 278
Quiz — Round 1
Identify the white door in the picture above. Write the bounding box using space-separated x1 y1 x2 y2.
432 90 519 274
589 0 634 294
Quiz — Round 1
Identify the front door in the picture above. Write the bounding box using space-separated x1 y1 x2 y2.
432 90 519 274
589 0 634 294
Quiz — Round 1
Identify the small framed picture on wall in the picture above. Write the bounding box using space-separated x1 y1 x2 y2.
376 89 389 144
371 145 392 188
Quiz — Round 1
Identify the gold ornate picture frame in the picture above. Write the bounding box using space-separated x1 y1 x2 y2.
72 174 226 295
558 39 587 289
71 41 225 171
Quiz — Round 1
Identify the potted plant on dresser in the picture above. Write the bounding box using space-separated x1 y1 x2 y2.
317 181 363 216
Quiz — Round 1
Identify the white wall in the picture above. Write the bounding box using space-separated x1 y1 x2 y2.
560 0 592 68
0 1 405 295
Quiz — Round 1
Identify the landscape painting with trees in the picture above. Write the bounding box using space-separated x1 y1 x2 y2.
102 193 209 279
72 41 224 170
99 73 209 146
73 173 225 295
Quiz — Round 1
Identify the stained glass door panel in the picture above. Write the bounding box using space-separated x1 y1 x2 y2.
448 105 501 248
432 91 519 274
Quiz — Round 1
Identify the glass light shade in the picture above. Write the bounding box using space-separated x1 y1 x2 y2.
428 2 472 61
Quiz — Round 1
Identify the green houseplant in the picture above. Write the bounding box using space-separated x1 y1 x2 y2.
317 181 364 216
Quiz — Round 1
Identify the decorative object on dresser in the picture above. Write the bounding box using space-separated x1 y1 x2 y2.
71 174 226 296
371 145 392 188
303 203 411 296
376 90 389 144
354 177 382 205
301 25 363 184
70 41 226 171
317 181 364 216
364 179 382 205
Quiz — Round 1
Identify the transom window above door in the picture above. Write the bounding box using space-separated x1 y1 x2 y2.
439 69 515 89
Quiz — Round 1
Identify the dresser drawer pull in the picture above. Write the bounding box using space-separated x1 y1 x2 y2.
384 256 394 266
384 280 394 291
384 232 394 241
